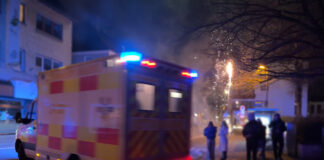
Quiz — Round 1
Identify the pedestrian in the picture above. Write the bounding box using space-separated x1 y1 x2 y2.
242 112 260 160
219 121 228 160
257 119 266 160
204 121 217 160
269 113 287 160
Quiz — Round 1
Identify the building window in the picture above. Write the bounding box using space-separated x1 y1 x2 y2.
35 56 63 71
310 105 314 114
36 14 43 29
0 0 2 14
45 18 52 33
36 14 63 40
19 4 25 23
36 56 42 67
53 61 62 69
317 105 322 114
20 50 25 72
44 58 52 71
53 24 63 39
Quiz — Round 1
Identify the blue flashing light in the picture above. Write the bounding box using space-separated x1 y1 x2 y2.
120 51 142 62
190 71 198 78
181 70 199 78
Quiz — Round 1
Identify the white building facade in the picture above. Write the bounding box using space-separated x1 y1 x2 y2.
0 0 72 133
253 79 308 118
72 50 116 64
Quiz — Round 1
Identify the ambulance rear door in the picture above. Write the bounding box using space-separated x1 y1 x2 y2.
124 61 194 160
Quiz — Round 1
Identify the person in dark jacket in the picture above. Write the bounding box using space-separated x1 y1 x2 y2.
269 113 287 160
243 113 260 160
257 119 266 160
204 121 217 160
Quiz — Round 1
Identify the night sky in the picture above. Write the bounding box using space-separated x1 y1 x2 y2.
42 0 194 57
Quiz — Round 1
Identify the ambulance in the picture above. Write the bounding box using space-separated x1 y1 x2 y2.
14 52 198 160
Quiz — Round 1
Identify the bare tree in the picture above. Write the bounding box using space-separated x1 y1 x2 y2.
181 0 324 116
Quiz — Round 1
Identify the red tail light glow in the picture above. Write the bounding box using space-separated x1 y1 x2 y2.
171 156 193 160
181 71 198 78
141 59 157 68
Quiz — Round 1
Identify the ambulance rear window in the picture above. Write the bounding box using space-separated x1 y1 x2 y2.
136 83 155 111
169 89 183 112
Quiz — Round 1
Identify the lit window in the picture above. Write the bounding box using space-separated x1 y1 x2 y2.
135 83 155 111
19 4 25 23
169 89 183 112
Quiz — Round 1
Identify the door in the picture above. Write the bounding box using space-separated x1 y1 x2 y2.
125 72 192 160
125 73 162 160
162 81 191 159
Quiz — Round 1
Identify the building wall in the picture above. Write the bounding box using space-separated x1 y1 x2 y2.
0 0 72 95
20 0 72 76
0 0 72 132
72 50 115 64
0 0 27 81
0 0 7 65
254 80 308 117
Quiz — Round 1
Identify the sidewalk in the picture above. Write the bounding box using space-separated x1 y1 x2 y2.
190 133 297 160
0 134 17 160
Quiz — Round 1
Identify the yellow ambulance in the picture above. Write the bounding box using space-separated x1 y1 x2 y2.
14 52 197 160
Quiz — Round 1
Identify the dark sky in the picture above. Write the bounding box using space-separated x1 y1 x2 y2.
42 0 194 57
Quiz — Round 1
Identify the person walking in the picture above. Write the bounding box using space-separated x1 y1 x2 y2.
219 121 229 160
204 121 217 160
243 112 261 160
269 113 287 160
257 119 266 160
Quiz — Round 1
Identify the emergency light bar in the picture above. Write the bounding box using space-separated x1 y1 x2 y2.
181 71 198 78
119 52 198 79
140 59 157 68
120 51 142 62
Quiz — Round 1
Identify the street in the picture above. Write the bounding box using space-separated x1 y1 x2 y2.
0 135 17 160
191 132 295 160
0 133 296 160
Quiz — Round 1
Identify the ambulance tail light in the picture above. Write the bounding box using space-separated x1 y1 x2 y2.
120 51 142 62
141 59 157 68
171 155 193 160
181 71 198 78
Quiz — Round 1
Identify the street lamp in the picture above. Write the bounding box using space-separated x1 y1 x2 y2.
258 65 266 70
258 64 269 107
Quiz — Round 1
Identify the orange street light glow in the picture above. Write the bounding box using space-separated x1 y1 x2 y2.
258 65 266 70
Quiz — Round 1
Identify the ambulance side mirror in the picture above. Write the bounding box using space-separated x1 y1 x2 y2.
15 112 22 123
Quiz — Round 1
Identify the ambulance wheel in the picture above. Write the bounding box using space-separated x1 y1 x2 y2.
67 154 80 160
16 142 27 160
